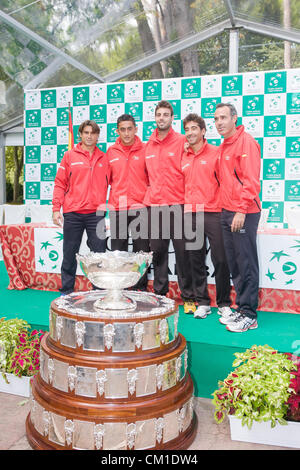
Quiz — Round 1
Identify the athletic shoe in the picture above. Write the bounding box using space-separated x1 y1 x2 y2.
183 301 197 314
218 309 240 325
217 306 233 316
226 314 258 332
194 305 211 319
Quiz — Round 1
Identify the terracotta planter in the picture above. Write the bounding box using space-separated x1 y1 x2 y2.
229 415 300 449
0 372 31 397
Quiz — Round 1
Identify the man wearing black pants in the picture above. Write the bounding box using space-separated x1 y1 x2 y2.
214 103 261 332
182 113 232 319
144 101 194 308
107 114 150 291
52 120 109 295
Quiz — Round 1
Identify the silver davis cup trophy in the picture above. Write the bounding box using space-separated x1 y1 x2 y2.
76 250 153 311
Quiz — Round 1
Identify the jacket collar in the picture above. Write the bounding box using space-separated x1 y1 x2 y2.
222 125 244 145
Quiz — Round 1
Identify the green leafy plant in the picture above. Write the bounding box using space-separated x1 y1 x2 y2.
212 345 297 429
0 317 45 381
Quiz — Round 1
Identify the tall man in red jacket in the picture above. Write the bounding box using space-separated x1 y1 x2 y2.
145 100 194 310
107 113 149 290
214 103 261 332
182 113 232 319
52 120 109 295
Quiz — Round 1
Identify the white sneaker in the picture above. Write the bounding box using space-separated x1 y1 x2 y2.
217 306 234 316
194 306 211 319
219 309 240 325
226 314 258 332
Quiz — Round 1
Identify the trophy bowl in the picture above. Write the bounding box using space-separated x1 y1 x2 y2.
76 251 153 311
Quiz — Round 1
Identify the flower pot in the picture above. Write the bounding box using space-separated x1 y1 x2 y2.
0 372 31 397
229 415 300 449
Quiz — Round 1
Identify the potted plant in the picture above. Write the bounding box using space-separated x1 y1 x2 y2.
0 317 45 397
212 344 300 448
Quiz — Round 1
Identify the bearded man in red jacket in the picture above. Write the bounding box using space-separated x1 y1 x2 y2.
52 120 109 295
182 113 232 320
214 103 261 332
144 100 194 309
107 113 150 290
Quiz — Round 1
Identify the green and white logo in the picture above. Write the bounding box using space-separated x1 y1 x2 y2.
285 159 300 180
263 137 285 158
143 81 162 101
143 121 156 141
107 84 125 104
107 104 124 123
287 93 300 114
26 110 41 128
41 90 56 108
90 105 107 124
40 181 54 200
263 159 285 180
25 182 40 200
125 102 143 122
25 128 41 146
57 108 69 126
162 79 180 99
41 164 57 181
125 82 142 102
265 72 286 94
41 127 57 145
73 106 89 125
57 127 69 145
73 87 89 106
262 201 284 223
57 145 68 162
143 102 158 122
285 181 300 201
201 98 221 118
25 146 41 163
286 115 300 136
90 84 107 104
264 237 300 288
222 75 243 96
181 99 201 117
243 73 264 95
286 137 300 158
41 108 57 127
201 75 221 97
25 91 41 109
181 78 201 99
107 123 118 142
243 95 264 116
262 180 284 201
26 164 40 181
264 94 286 115
41 145 57 163
264 115 286 137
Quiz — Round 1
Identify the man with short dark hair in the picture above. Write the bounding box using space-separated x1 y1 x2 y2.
107 114 149 290
182 113 232 319
52 120 109 295
214 103 261 332
144 100 194 309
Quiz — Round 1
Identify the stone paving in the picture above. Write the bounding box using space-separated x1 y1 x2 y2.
0 392 294 451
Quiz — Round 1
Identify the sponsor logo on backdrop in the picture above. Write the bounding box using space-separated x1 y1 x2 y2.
41 90 56 109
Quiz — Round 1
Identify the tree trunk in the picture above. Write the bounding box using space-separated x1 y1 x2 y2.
13 146 23 203
171 0 200 76
132 0 164 78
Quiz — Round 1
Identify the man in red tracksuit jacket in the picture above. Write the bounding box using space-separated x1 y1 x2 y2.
52 120 109 295
107 113 150 290
144 100 193 308
214 103 261 332
181 113 232 319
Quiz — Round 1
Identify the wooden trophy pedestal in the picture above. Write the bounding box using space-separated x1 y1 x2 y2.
26 290 197 450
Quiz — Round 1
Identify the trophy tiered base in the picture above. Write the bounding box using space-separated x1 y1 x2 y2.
26 290 197 450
